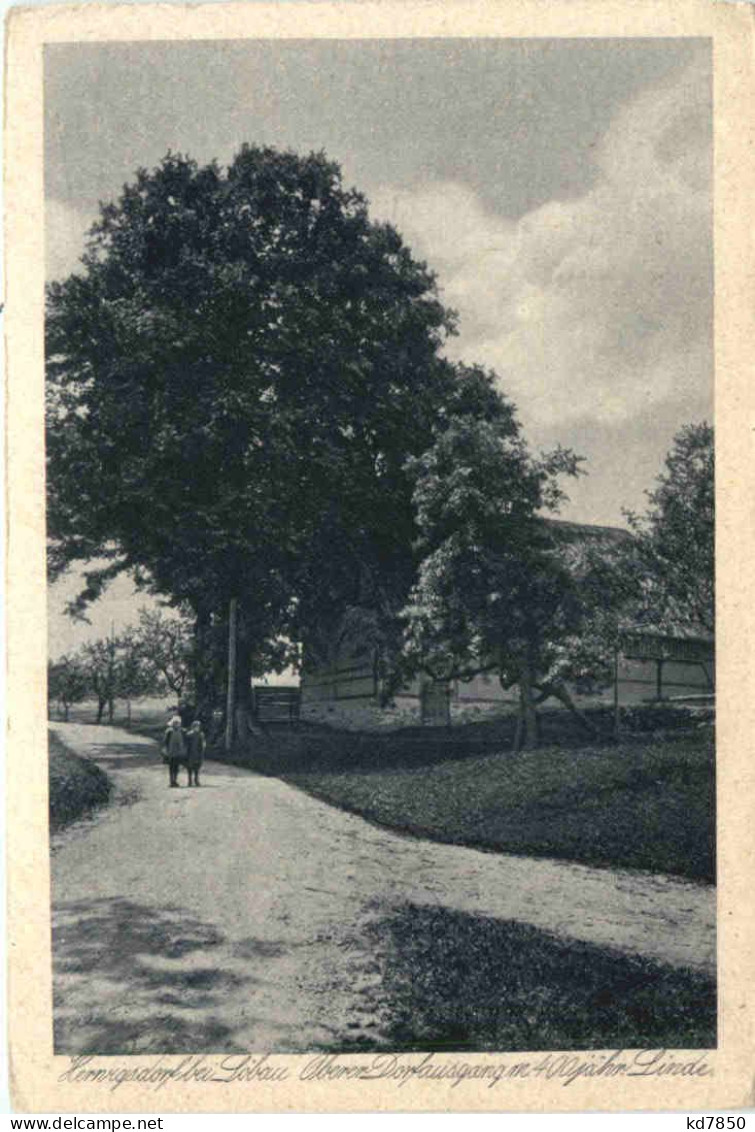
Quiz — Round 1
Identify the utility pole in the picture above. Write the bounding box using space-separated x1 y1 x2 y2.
225 598 238 753
108 620 116 724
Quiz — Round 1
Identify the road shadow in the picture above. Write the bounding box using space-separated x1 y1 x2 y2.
335 903 717 1053
69 744 251 782
52 897 286 1053
77 745 159 772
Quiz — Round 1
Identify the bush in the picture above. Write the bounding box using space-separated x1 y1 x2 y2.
49 731 112 831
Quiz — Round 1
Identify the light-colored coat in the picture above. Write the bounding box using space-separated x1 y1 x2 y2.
164 723 186 761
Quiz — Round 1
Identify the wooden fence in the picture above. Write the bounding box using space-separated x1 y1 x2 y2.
253 685 301 726
616 630 714 705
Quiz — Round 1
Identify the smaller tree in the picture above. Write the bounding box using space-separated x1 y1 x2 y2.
624 422 714 634
47 654 89 721
83 636 121 724
492 528 630 747
401 411 583 748
131 608 195 700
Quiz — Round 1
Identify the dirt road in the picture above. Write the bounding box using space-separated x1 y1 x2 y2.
50 722 715 1054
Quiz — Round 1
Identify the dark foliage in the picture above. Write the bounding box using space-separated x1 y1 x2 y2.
48 732 113 830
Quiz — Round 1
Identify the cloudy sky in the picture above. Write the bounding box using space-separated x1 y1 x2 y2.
45 37 712 654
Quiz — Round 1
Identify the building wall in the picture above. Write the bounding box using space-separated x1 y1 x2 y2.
300 636 377 705
616 655 714 706
300 637 425 728
454 671 516 704
300 611 715 727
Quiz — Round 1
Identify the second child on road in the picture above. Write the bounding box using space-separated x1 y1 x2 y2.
185 720 206 787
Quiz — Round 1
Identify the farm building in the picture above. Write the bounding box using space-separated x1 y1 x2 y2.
298 519 618 727
296 517 714 729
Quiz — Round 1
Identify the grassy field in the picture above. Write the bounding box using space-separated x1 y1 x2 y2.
48 731 113 831
283 731 715 882
340 903 715 1052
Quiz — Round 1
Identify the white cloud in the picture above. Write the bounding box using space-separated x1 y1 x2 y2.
369 62 712 438
46 198 94 282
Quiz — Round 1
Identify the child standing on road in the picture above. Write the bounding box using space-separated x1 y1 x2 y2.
163 714 186 788
185 719 206 787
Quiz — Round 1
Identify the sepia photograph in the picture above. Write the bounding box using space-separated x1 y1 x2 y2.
43 33 716 1057
6 0 754 1113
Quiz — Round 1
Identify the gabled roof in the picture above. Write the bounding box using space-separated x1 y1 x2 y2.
619 620 714 645
541 517 633 548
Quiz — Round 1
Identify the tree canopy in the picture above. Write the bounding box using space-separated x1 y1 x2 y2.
624 422 714 634
46 146 471 710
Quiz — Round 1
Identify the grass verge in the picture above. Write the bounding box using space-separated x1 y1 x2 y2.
341 903 715 1051
49 730 113 832
282 731 714 882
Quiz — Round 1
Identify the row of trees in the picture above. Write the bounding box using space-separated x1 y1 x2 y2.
47 610 193 723
46 145 714 748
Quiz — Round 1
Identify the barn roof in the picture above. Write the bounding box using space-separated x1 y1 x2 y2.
620 622 714 644
541 517 633 548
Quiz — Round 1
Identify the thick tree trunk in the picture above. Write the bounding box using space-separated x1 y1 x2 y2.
108 697 115 724
232 611 256 750
96 697 106 724
193 604 218 723
512 710 523 753
514 659 539 752
234 632 253 712
63 702 69 722
225 598 238 753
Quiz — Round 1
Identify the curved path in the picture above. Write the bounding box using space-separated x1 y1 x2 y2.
50 722 715 1054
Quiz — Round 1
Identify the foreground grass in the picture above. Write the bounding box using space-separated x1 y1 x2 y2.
284 732 714 882
342 904 715 1052
48 731 112 831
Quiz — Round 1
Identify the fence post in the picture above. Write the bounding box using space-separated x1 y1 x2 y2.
613 644 621 741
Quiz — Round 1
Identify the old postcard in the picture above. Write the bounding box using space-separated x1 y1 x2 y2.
5 0 755 1114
